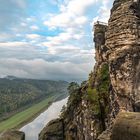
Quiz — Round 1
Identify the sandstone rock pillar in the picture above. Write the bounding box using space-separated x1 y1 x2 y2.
106 0 140 113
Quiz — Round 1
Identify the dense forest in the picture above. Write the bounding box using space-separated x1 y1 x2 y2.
0 76 68 120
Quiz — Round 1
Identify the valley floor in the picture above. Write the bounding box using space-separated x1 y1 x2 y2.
0 95 59 132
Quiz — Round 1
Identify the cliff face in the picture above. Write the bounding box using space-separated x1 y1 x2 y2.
39 24 110 140
39 0 140 140
106 0 140 119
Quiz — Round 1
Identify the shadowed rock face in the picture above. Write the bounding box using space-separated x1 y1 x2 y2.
94 23 108 64
134 62 140 111
39 119 64 140
106 0 140 115
0 130 25 140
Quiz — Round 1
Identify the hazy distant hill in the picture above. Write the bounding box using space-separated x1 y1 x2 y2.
0 76 69 119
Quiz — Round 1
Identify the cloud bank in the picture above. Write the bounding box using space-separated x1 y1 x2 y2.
0 0 114 81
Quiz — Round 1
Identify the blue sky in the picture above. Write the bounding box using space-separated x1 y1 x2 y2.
0 0 114 81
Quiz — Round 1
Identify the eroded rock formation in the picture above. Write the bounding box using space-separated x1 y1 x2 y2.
39 0 140 140
0 130 25 140
106 0 140 116
39 119 64 140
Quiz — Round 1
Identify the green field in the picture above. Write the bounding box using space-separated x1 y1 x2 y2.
0 96 56 132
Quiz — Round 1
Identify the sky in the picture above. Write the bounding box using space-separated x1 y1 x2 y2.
0 0 114 81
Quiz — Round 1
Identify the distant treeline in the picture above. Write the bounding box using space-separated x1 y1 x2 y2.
0 77 68 119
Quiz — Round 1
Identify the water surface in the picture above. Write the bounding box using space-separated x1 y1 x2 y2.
20 97 68 140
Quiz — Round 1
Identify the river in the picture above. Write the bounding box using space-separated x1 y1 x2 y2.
20 97 68 140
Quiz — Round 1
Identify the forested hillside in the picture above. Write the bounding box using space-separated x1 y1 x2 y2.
0 76 68 120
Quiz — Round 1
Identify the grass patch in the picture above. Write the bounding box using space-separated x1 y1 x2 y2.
0 96 57 132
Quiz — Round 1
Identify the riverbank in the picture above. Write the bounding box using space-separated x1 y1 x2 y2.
0 94 67 132
21 97 68 140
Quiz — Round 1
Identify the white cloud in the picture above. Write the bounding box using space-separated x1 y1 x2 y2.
0 33 15 41
0 0 114 81
62 0 97 15
44 0 97 29
26 17 36 22
21 22 27 27
91 0 113 24
42 0 98 69
0 58 93 81
98 0 111 22
75 16 87 25
47 45 80 55
44 14 87 29
0 41 94 65
26 34 41 39
42 30 84 48
30 25 39 30
0 41 39 55
44 13 74 29
0 42 28 48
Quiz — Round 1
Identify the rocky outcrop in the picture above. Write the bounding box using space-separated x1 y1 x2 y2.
94 23 108 64
63 90 102 140
105 0 140 124
39 0 140 140
0 130 25 140
111 112 140 140
39 119 64 140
